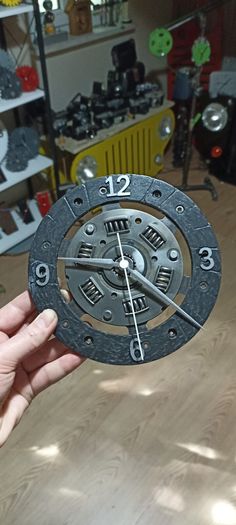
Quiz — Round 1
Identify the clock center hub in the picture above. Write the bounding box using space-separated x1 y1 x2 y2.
119 258 129 270
64 206 185 326
103 245 144 289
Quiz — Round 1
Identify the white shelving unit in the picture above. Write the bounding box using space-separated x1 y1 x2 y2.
0 2 54 253
0 89 44 112
0 200 42 254
40 24 136 58
0 3 33 19
0 155 53 192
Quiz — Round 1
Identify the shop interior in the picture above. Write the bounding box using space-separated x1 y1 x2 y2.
0 1 236 524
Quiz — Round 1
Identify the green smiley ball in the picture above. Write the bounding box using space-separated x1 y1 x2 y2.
149 28 173 58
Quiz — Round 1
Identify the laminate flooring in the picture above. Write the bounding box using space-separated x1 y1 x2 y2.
0 163 236 525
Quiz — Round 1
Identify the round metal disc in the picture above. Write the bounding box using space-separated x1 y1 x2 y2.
28 175 221 366
202 103 228 132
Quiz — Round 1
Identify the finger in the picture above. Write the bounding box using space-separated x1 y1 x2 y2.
0 391 29 448
22 339 69 372
0 310 38 347
0 291 35 335
14 288 70 335
29 352 85 396
17 310 38 334
60 289 71 303
0 309 58 368
0 331 8 344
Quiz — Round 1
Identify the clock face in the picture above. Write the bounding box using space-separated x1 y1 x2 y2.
192 37 211 66
28 174 221 365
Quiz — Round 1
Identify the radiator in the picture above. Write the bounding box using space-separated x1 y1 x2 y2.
70 106 175 183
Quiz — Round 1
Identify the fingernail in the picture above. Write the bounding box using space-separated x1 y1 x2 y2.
60 289 71 304
36 309 57 328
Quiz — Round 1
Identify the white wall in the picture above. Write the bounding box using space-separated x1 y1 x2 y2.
1 1 173 205
38 31 136 111
129 0 173 91
3 1 173 112
35 0 173 111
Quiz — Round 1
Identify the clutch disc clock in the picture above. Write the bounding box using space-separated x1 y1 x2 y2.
29 174 221 365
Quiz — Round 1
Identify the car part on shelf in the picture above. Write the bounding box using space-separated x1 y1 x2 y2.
69 107 175 185
0 49 15 72
6 127 39 172
0 66 22 100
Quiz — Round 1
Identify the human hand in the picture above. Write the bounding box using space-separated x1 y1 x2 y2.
0 291 85 447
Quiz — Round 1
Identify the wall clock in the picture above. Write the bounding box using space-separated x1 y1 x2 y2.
29 174 221 365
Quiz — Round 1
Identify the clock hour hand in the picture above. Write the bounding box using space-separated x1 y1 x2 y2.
58 257 119 271
128 267 203 331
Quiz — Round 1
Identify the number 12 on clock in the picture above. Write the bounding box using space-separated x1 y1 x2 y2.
105 175 131 197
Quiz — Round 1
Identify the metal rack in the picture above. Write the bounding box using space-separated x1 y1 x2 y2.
163 0 233 200
0 1 60 253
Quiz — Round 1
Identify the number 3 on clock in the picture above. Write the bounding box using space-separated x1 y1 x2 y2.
199 247 215 270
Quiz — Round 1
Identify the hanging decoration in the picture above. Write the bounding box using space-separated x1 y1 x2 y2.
149 28 173 57
192 36 211 66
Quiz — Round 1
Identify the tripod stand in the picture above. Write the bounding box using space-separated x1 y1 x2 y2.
176 11 218 200
177 66 218 201
150 0 234 200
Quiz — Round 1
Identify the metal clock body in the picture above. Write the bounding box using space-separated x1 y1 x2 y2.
29 174 221 365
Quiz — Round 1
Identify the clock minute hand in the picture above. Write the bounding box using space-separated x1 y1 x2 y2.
58 257 119 271
116 232 144 361
128 268 203 331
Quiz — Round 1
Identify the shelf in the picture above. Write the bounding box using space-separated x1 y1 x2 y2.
0 3 33 18
0 154 53 192
0 199 41 254
0 89 45 114
56 101 175 156
36 23 135 57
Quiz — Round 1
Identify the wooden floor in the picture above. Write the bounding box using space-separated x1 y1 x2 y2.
1 161 236 525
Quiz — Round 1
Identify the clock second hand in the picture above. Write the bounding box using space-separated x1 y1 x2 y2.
116 232 144 361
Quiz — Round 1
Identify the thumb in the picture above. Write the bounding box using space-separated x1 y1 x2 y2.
1 310 58 368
